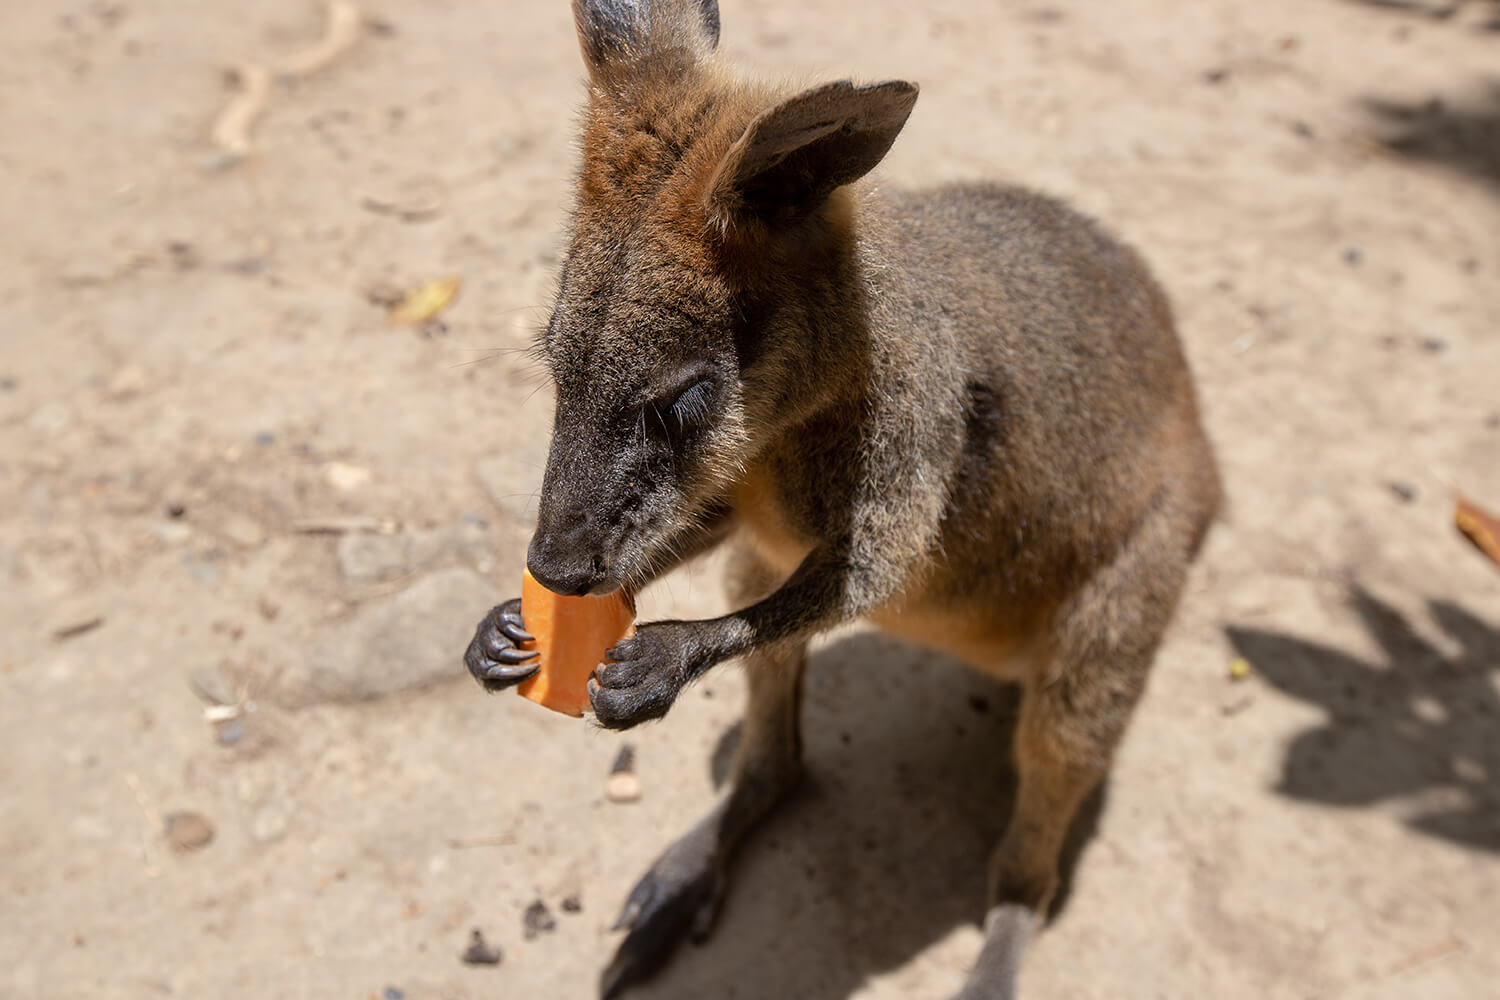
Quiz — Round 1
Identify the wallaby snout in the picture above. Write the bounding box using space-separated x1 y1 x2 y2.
527 428 639 596
526 521 609 597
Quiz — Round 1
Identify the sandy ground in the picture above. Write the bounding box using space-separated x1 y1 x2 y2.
2 1 1499 998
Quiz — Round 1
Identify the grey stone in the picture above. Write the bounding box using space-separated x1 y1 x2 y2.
406 518 487 570
219 513 267 549
184 555 219 583
250 801 291 843
336 531 409 581
27 402 72 435
282 568 501 706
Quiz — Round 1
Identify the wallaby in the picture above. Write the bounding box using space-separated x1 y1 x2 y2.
464 1 1221 996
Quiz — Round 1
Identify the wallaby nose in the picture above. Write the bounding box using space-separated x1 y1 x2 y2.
526 531 604 597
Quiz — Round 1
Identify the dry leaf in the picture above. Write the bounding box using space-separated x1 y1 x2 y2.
388 276 461 325
1455 496 1500 569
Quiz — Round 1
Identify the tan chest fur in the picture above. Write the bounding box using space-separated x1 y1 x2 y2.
869 599 1041 682
732 470 814 578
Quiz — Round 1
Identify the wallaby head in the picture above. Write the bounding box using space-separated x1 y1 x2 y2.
527 0 918 596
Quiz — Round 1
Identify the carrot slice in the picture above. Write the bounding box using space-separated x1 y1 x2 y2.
515 568 636 717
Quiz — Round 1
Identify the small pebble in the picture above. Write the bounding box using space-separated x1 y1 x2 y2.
1386 481 1418 504
1341 246 1362 266
1220 694 1254 717
163 811 214 852
151 521 192 545
253 430 275 446
382 987 404 1000
219 514 266 549
52 616 104 641
606 771 642 803
522 900 556 939
105 365 148 400
167 503 187 519
1419 337 1447 354
166 241 201 270
461 928 502 966
251 802 290 843
324 461 372 491
560 895 582 914
184 555 219 584
215 720 245 747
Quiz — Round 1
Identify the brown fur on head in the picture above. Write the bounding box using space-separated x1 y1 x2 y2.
528 0 917 597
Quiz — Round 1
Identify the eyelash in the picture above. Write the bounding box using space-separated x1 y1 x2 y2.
667 379 712 431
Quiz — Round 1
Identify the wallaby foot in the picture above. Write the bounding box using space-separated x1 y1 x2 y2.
602 629 806 997
601 798 732 999
947 904 1038 1000
464 598 538 691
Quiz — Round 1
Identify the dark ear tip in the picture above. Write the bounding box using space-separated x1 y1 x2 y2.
860 79 920 114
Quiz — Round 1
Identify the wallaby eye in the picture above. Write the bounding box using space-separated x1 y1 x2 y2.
640 370 716 443
667 378 713 432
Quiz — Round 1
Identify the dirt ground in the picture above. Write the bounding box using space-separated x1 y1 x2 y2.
3 0 1498 998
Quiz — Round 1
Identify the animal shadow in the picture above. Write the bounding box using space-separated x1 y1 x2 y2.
634 631 1104 1000
1227 584 1500 852
1362 82 1500 193
1342 0 1500 31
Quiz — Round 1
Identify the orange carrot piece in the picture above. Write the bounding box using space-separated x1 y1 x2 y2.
515 568 636 717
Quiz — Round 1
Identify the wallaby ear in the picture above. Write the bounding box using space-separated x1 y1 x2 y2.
708 80 919 225
572 0 720 78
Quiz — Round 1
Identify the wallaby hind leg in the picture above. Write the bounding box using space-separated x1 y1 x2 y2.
952 497 1201 1000
602 546 805 999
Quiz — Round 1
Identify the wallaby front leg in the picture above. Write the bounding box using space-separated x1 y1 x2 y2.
588 545 854 729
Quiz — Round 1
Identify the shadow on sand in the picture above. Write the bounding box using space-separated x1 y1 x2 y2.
632 631 1104 1000
1228 584 1500 853
1362 82 1500 193
1342 0 1500 31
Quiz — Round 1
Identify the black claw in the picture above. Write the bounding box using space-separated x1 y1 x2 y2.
495 646 540 665
599 868 719 999
500 621 535 644
480 661 540 685
611 884 649 932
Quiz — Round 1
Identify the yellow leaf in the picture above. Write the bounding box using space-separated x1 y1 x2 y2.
1456 495 1500 570
388 275 461 325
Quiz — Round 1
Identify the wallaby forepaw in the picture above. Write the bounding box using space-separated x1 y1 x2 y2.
463 598 539 691
600 849 724 998
587 621 700 729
